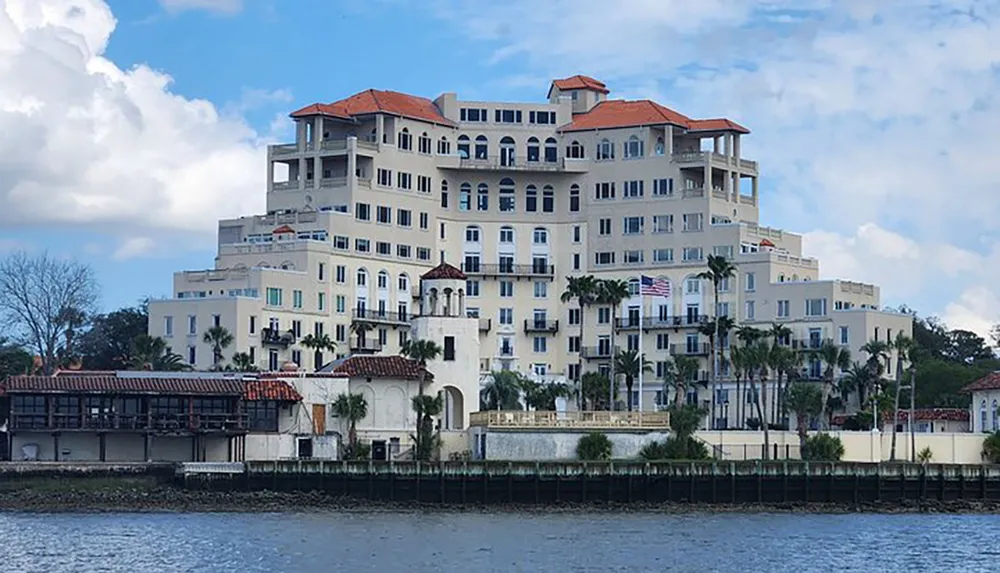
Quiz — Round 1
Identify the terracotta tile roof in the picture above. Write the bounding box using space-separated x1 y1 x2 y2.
551 75 610 94
3 375 246 396
881 408 970 423
331 355 432 381
559 99 749 134
272 224 295 234
290 89 455 127
421 262 466 280
244 379 302 402
963 372 1000 393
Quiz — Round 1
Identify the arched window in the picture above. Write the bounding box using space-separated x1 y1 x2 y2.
525 184 538 212
499 226 515 244
533 227 548 245
628 278 640 296
544 137 558 162
542 185 554 213
377 270 389 289
993 400 999 432
398 128 412 151
418 132 431 154
438 136 451 155
459 182 471 211
981 400 988 433
474 135 488 160
569 184 580 212
597 138 614 160
526 137 540 162
356 268 368 287
440 180 449 209
624 135 643 158
654 136 665 156
464 225 481 243
499 178 515 212
457 135 470 159
477 183 489 211
398 273 409 291
567 140 585 159
499 136 516 167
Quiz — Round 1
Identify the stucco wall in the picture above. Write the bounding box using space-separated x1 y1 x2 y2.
475 430 670 461
10 433 229 462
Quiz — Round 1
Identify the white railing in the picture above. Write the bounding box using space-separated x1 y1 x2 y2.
271 144 298 156
469 410 670 429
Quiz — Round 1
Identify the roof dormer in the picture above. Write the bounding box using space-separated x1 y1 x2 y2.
547 75 609 113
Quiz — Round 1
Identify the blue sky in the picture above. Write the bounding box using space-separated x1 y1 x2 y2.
3 0 1000 336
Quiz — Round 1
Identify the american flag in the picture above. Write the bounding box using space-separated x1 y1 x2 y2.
640 275 671 297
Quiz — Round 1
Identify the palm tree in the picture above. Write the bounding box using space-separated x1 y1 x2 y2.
735 325 766 346
333 392 368 456
300 333 337 371
525 382 570 411
746 341 771 458
613 349 653 411
128 335 189 371
786 382 823 451
697 255 736 430
350 321 374 351
230 351 257 372
400 338 442 456
481 370 524 410
670 355 701 407
814 341 851 429
699 316 736 423
841 361 874 427
890 334 915 461
202 326 234 370
768 344 799 428
560 275 599 407
729 346 750 428
598 278 631 410
411 394 443 461
860 339 891 423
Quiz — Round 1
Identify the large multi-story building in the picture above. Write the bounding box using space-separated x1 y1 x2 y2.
148 75 911 428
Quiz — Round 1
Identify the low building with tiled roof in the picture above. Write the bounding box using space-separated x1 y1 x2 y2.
879 408 970 434
962 372 1000 433
421 262 466 281
329 355 432 381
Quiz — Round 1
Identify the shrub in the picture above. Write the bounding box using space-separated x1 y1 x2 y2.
802 433 845 461
343 442 372 461
577 432 613 461
638 437 710 461
917 446 933 464
983 432 1000 463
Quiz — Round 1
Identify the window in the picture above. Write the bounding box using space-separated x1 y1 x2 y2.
653 248 674 263
777 300 790 318
474 135 488 160
499 226 514 244
714 245 735 259
533 337 547 353
544 138 558 162
494 109 522 123
438 137 451 155
355 203 370 221
533 281 547 298
247 400 279 432
541 185 554 213
397 172 412 190
416 247 431 261
532 228 548 244
623 250 644 264
397 209 412 227
526 137 540 162
623 216 643 235
292 290 303 309
499 281 514 297
266 288 282 306
682 213 704 232
597 138 614 160
653 178 673 196
568 308 580 326
318 263 326 282
465 226 481 243
459 182 471 211
376 241 391 255
457 135 470 158
623 180 644 199
569 184 580 212
417 175 431 193
719 277 731 292
291 320 302 338
334 236 349 250
376 205 391 224
652 214 673 234
336 295 346 313
624 135 644 159
567 140 585 159
443 336 456 361
595 252 615 266
163 316 173 337
745 272 756 292
355 238 370 253
419 212 429 229
595 182 615 200
397 128 412 150
525 184 537 212
499 179 515 212
682 247 703 261
477 183 489 211
467 280 481 297
685 278 701 295
460 108 487 122
839 326 850 345
188 346 196 365
499 308 513 325
336 265 346 283
418 132 431 154
805 298 828 317
377 169 392 187
529 110 557 124
599 218 611 235
597 308 611 325
440 180 449 209
573 253 580 270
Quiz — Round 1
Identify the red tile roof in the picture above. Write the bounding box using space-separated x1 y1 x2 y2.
272 225 295 234
244 379 302 402
290 89 455 127
882 408 970 423
331 355 433 381
963 372 1000 393
559 99 750 134
3 375 246 396
421 262 466 280
551 75 610 94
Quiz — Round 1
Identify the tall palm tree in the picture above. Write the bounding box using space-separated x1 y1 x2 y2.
300 333 337 371
202 326 234 370
889 334 915 461
230 351 257 372
333 392 368 456
481 370 524 410
598 278 631 410
735 325 766 346
613 349 653 411
860 339 891 423
350 321 374 351
400 338 442 455
729 346 749 427
699 316 736 423
411 393 443 461
814 341 851 429
560 275 599 406
697 255 736 430
841 361 874 426
670 355 701 407
747 340 771 458
786 382 822 451
768 344 799 427
128 335 189 371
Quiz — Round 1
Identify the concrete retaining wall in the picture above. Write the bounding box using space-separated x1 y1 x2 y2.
475 430 670 461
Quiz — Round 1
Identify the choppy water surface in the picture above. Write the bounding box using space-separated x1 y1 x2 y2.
0 511 997 572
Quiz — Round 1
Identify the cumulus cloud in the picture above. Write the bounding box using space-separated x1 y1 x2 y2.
429 0 1000 335
0 0 267 248
158 0 243 14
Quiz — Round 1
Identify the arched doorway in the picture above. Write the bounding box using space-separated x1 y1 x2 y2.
441 386 465 430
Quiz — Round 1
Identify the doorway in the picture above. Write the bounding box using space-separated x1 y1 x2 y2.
297 437 313 459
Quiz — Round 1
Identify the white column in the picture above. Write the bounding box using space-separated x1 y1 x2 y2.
313 156 321 189
266 155 274 190
734 135 742 162
752 176 759 204
376 115 385 146
713 136 721 154
297 157 307 190
295 121 306 151
347 137 358 190
665 126 674 155
723 134 731 156
705 157 712 193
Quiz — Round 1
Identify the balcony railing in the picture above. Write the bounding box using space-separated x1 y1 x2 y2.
580 346 619 359
615 315 709 330
478 318 492 333
469 410 670 429
261 328 295 347
437 155 587 173
10 412 248 433
349 340 384 354
352 309 411 325
670 343 711 356
523 319 559 334
461 263 555 278
791 338 832 351
498 345 515 357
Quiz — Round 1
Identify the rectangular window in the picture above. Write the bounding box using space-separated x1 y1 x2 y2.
745 300 755 320
355 203 371 221
336 295 346 313
595 182 616 200
682 247 703 262
499 308 513 325
419 212 429 229
318 293 327 312
713 245 734 259
188 346 196 365
333 236 349 250
652 214 673 234
595 252 615 266
355 238 370 253
623 180 644 198
745 272 756 292
318 263 325 282
568 336 580 353
397 244 412 258
599 218 612 236
682 213 704 232
568 308 580 326
533 281 547 298
495 109 522 123
266 288 282 307
467 280 480 297
652 248 674 263
839 326 850 345
499 281 514 298
573 226 581 243
653 178 673 196
417 175 432 193
376 169 392 187
623 250 644 264
376 241 391 256
597 308 611 325
529 111 557 124
397 172 412 191
416 247 431 261
163 316 173 337
623 216 643 235
777 300 790 318
573 253 580 270
291 320 302 338
292 290 303 309
249 316 256 335
336 265 346 283
376 205 391 224
533 337 547 353
805 298 828 317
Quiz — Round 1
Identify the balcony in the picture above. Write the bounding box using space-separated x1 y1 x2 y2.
352 309 411 326
436 155 588 173
615 315 709 331
478 318 492 333
672 151 758 174
670 343 711 356
523 319 559 334
261 328 295 347
792 338 832 351
581 346 619 360
498 345 515 357
469 410 670 430
11 412 248 434
461 263 555 279
349 340 384 354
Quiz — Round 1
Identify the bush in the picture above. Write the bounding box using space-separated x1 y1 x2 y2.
917 446 933 464
638 437 710 461
983 432 1000 463
577 432 613 461
802 433 845 461
343 442 372 461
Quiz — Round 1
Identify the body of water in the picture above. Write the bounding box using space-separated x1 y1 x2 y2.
0 511 997 572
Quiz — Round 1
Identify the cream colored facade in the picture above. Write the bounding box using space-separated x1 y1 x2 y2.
148 76 911 428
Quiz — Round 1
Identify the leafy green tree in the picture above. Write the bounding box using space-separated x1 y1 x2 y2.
813 340 851 429
802 434 845 461
299 333 336 371
230 351 257 372
202 326 234 370
945 329 994 363
128 335 189 371
333 392 368 457
982 432 1000 463
481 370 524 410
411 394 443 461
581 371 612 410
576 432 612 461
526 382 570 411
0 339 33 379
77 304 149 370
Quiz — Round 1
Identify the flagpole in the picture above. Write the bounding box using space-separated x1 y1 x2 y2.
638 276 644 413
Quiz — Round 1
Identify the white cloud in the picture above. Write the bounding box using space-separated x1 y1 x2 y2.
112 236 155 260
158 0 242 14
0 0 268 248
428 0 1000 335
